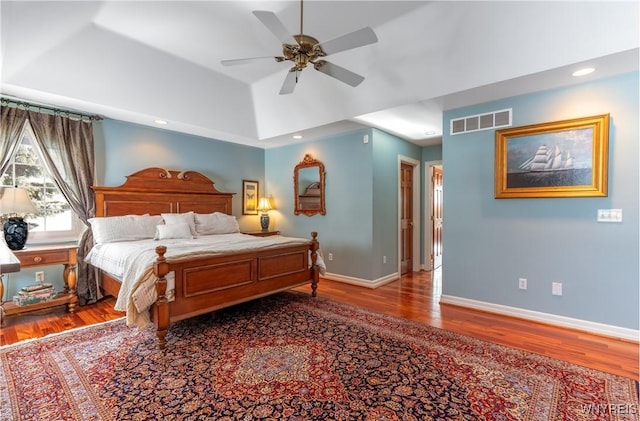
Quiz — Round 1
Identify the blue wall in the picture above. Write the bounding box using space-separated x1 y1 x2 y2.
94 120 265 229
266 129 375 280
266 128 421 282
442 72 639 330
372 130 422 277
92 121 423 284
422 144 442 163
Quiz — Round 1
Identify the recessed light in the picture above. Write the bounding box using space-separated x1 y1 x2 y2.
292 134 303 139
572 67 595 77
425 131 437 136
154 119 168 125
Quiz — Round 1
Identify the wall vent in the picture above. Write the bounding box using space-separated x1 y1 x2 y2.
450 108 512 135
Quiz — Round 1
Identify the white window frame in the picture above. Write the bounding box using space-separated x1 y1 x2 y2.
1 125 84 244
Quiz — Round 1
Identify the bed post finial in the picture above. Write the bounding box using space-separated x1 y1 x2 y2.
310 232 319 297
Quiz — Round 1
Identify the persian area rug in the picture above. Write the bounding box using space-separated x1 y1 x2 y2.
1 293 638 421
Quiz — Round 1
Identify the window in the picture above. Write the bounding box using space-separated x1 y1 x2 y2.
0 125 83 243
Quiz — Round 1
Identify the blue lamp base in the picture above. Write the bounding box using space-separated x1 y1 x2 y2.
4 217 29 250
260 213 270 231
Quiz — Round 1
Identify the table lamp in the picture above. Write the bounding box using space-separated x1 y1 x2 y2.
256 197 273 231
0 187 39 250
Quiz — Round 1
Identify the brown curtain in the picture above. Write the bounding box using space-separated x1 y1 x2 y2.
0 106 28 176
27 111 98 305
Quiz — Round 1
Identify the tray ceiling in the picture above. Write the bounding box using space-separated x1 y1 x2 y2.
1 1 638 148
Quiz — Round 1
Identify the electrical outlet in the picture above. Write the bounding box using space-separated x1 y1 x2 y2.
328 253 333 261
383 256 387 264
552 282 563 296
518 278 527 290
35 271 45 284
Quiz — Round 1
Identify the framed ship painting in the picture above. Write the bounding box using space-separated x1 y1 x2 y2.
495 114 609 198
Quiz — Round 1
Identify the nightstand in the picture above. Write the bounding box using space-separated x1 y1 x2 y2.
242 230 281 237
0 243 78 320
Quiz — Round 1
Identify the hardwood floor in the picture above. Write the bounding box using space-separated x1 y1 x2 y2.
307 271 639 380
0 296 124 346
1 270 638 380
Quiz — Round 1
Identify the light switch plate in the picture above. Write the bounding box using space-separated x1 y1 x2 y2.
597 209 622 222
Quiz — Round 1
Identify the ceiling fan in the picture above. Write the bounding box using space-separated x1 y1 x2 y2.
221 0 378 95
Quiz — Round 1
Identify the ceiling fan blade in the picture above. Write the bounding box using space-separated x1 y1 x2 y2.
315 27 378 56
220 56 278 66
314 60 364 87
279 68 300 95
252 11 298 46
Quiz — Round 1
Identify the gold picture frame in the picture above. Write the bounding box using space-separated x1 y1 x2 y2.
495 114 609 198
242 180 259 215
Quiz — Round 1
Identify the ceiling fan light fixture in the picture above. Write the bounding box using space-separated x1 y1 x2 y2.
221 0 378 95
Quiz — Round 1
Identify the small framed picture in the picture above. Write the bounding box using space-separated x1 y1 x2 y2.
242 180 259 215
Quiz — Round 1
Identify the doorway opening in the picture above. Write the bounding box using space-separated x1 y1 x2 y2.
398 156 420 275
426 161 443 271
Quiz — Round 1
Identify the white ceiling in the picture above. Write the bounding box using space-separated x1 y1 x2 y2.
1 1 638 149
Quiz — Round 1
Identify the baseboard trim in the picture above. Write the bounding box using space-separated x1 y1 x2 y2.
321 272 399 289
440 295 639 342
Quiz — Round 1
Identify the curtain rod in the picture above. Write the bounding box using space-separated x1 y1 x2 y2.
0 96 103 122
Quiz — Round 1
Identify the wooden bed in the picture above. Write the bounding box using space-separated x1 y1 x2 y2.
91 167 320 349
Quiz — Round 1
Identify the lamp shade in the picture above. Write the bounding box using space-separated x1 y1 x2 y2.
256 197 272 212
0 187 39 216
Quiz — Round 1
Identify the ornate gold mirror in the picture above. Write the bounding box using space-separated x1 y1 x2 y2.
294 154 326 216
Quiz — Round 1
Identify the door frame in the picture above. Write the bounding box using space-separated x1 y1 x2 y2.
425 160 443 270
397 155 421 273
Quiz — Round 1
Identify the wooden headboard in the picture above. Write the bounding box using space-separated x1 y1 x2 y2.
92 168 234 217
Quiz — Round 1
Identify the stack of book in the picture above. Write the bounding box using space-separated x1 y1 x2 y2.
12 283 57 306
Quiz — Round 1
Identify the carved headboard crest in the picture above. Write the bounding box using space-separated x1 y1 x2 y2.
98 167 224 193
156 169 192 181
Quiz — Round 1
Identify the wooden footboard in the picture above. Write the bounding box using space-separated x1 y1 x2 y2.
152 232 320 349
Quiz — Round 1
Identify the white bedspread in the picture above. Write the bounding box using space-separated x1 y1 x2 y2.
85 233 325 326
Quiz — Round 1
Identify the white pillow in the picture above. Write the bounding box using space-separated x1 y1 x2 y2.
89 215 162 244
195 212 240 235
161 211 196 235
155 223 193 240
